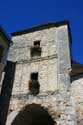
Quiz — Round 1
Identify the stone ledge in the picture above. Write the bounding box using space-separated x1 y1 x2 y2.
11 91 58 99
16 54 57 64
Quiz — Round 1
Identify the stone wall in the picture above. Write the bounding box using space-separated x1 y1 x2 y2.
12 57 57 95
8 25 71 94
71 75 83 125
8 27 58 95
6 23 76 125
57 26 71 91
7 92 77 125
8 27 56 62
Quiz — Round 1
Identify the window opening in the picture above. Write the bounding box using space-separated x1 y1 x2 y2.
29 72 40 95
31 40 41 57
34 40 40 47
31 72 38 80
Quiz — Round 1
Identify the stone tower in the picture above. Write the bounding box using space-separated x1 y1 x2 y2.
6 21 77 125
8 21 71 94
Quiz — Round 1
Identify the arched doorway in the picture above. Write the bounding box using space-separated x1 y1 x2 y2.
11 103 55 125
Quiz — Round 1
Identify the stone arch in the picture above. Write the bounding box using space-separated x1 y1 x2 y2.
10 103 56 125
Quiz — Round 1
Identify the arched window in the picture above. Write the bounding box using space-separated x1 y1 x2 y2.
0 46 4 63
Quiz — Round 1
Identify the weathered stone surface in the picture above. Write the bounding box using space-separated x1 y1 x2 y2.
8 27 58 94
71 76 83 125
56 26 71 73
7 92 77 125
6 23 78 125
56 26 71 91
8 27 56 61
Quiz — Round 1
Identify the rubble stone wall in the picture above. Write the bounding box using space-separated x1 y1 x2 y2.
12 58 57 95
6 24 77 125
71 75 83 125
7 92 77 125
8 27 58 95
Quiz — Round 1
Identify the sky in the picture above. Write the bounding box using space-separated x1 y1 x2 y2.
0 0 83 64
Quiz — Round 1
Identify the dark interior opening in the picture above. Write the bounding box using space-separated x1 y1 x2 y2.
31 72 38 80
29 73 40 95
31 40 41 57
34 40 40 46
11 103 55 125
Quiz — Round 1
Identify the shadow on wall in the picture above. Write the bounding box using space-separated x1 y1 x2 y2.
0 61 16 125
71 74 83 82
11 103 56 125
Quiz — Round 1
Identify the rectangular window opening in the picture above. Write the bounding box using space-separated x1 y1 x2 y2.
34 40 40 47
30 72 38 80
31 40 41 57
